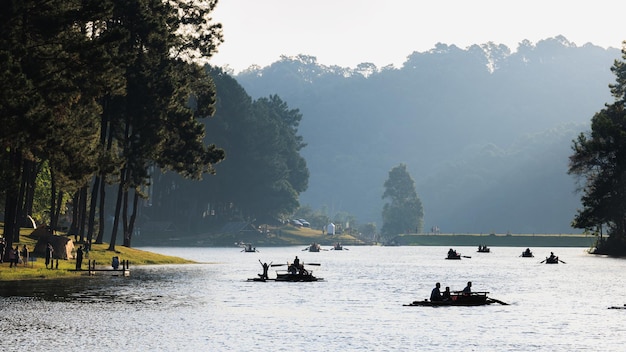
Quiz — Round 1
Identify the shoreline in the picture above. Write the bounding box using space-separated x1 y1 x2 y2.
392 233 596 247
0 233 598 281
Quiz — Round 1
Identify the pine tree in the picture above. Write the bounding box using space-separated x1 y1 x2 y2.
381 164 424 238
568 41 626 254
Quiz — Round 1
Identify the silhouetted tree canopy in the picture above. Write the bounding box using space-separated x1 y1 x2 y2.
0 0 225 252
381 164 423 237
569 41 626 254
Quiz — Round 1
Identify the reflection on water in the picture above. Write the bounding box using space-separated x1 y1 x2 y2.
0 272 167 304
1 246 626 351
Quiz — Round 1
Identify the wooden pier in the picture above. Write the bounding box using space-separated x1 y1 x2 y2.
85 259 130 276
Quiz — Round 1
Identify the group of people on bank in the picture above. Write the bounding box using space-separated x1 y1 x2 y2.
0 239 29 268
430 281 472 302
0 239 87 270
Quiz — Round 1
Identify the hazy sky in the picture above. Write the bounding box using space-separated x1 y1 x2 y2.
209 0 625 73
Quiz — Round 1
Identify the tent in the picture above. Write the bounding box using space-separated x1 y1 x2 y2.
32 231 75 260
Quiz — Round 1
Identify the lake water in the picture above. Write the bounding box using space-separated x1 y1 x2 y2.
1 245 625 351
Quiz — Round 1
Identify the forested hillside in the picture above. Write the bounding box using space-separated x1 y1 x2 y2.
233 36 620 233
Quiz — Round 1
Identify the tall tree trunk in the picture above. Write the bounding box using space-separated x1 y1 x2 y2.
96 103 114 245
50 168 58 230
53 191 63 231
122 186 129 244
78 185 88 242
14 156 27 243
87 175 100 245
21 160 37 226
124 189 140 247
108 166 126 251
96 172 106 244
3 189 18 260
3 192 15 261
2 149 21 259
68 191 79 235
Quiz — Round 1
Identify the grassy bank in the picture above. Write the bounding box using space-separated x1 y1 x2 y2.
393 233 596 248
1 226 596 281
0 231 196 281
132 224 369 247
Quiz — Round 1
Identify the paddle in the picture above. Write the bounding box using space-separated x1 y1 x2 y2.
302 247 309 251
539 259 546 264
558 259 567 264
270 264 287 267
462 255 472 259
304 263 321 266
487 297 509 305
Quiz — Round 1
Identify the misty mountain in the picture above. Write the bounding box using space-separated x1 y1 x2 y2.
232 36 620 233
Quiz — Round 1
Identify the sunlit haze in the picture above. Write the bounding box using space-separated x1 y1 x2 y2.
209 0 626 73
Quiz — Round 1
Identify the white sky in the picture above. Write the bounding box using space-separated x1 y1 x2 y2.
208 0 626 73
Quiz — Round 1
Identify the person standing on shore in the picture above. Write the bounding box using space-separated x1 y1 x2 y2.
76 246 84 270
45 243 54 269
8 246 17 268
21 245 28 267
0 238 5 263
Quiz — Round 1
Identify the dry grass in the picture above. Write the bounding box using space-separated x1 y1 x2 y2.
276 225 364 245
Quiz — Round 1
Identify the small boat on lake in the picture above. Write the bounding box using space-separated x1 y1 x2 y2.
249 271 322 282
477 245 490 253
331 242 347 250
521 248 534 257
544 257 559 264
404 291 506 307
240 243 258 252
304 243 321 252
446 248 462 259
248 259 323 282
608 304 626 310
542 252 564 264
274 270 322 282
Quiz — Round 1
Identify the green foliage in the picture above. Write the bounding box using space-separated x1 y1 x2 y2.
32 162 52 225
0 0 225 249
196 69 309 222
359 222 377 240
569 41 626 254
236 38 618 233
139 67 310 233
381 164 424 237
31 161 73 226
292 205 325 228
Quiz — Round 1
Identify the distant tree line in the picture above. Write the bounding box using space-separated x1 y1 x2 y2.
142 67 309 233
234 36 620 234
